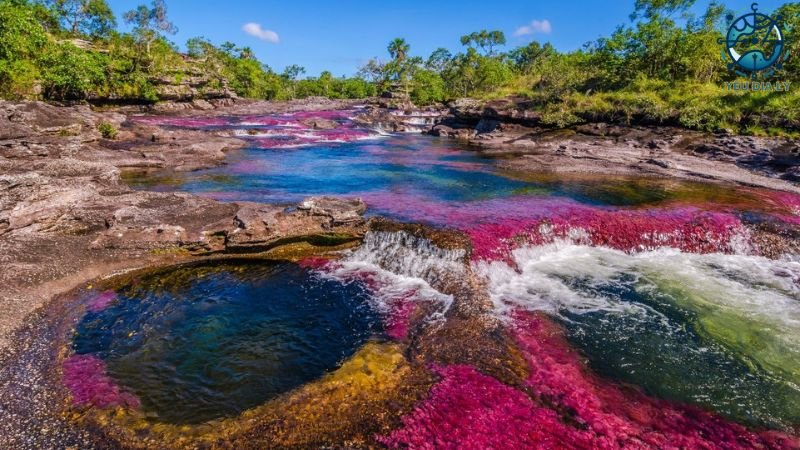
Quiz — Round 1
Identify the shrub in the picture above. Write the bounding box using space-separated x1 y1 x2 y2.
40 43 106 100
98 122 118 139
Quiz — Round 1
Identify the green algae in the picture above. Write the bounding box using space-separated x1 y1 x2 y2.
647 277 800 391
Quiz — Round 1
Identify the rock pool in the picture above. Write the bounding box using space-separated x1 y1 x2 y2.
68 261 381 424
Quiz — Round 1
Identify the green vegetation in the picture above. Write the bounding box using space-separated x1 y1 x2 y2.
97 121 117 138
0 0 797 133
0 0 374 102
363 1 799 133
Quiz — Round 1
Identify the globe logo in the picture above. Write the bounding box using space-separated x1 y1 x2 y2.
719 3 787 78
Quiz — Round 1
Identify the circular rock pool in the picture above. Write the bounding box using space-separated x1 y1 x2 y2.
69 260 382 424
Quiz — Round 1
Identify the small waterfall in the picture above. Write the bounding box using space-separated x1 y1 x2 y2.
322 231 465 317
351 231 466 282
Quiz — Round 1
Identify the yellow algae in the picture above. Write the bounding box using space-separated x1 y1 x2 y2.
69 342 432 449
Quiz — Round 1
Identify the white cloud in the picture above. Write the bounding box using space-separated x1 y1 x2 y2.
242 23 279 43
514 19 552 37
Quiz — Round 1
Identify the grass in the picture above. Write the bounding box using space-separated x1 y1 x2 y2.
488 78 800 135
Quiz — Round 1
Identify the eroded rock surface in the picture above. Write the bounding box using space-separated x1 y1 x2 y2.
0 100 368 353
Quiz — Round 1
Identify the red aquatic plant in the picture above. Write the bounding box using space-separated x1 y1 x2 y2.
86 290 117 313
62 354 140 410
378 364 591 450
383 290 417 341
379 313 799 449
466 207 748 262
297 257 332 270
513 312 798 449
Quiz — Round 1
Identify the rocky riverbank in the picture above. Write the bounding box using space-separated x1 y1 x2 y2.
2 97 799 351
0 98 365 352
357 97 800 187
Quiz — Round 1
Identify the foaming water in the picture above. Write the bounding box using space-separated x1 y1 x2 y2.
477 242 800 428
317 231 460 338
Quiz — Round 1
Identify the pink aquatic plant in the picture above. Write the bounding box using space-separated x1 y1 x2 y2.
86 290 117 313
465 206 748 262
383 290 417 341
752 189 800 216
378 364 589 450
134 109 373 149
380 313 799 449
62 354 140 409
297 257 332 270
513 312 798 449
355 192 750 261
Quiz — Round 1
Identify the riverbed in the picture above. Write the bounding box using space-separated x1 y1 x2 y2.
2 104 800 449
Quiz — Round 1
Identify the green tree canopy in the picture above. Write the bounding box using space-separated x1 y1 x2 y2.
49 0 116 38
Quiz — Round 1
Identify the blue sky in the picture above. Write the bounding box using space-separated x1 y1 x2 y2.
106 0 788 76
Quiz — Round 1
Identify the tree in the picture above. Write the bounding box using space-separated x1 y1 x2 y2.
357 58 386 83
387 38 410 62
123 0 177 57
50 0 116 38
426 48 452 74
385 38 416 96
281 64 305 99
281 64 305 81
0 1 48 98
775 2 800 78
318 70 333 96
411 68 445 104
508 41 556 74
632 0 697 20
238 46 255 60
40 42 106 100
460 30 506 55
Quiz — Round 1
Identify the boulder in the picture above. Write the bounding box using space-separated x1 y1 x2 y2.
301 117 339 130
431 125 454 137
475 118 500 134
298 196 367 225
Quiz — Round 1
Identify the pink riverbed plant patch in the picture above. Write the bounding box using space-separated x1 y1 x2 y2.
86 290 117 313
379 312 798 449
355 192 750 262
62 354 140 409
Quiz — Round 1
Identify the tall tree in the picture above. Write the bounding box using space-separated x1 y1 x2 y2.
426 48 452 74
460 30 506 55
632 0 697 20
281 64 305 99
50 0 116 38
123 0 177 57
387 38 410 62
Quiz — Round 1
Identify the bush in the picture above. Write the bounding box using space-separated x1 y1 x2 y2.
0 2 48 98
40 43 106 100
98 122 118 139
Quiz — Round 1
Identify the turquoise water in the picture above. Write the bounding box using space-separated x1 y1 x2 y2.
127 135 762 212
